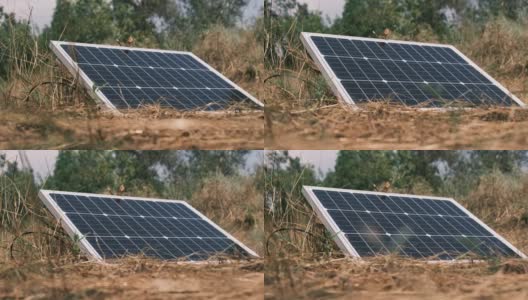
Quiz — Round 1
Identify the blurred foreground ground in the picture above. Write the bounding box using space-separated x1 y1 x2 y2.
0 258 264 299
266 105 528 150
0 109 264 149
265 256 528 300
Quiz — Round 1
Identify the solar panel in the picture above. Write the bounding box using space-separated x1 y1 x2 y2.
301 33 525 108
302 186 527 260
38 190 258 261
50 41 264 111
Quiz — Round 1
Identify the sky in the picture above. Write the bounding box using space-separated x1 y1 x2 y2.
0 0 55 28
299 0 345 20
0 0 264 29
287 150 338 176
3 150 58 179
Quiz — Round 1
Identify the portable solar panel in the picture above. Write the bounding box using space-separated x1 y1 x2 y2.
301 32 525 108
50 41 263 111
38 190 259 261
302 186 527 260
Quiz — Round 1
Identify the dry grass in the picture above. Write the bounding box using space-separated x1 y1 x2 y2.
191 174 264 255
265 164 528 299
461 172 528 227
0 169 264 299
0 30 86 109
266 189 528 299
0 258 264 299
264 18 528 150
194 26 266 100
0 173 264 259
265 105 528 149
265 256 528 300
266 169 528 256
0 108 264 149
0 26 265 149
461 18 528 78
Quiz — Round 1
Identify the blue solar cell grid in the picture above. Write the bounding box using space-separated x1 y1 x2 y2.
43 192 252 260
53 42 260 110
303 33 522 107
306 188 522 260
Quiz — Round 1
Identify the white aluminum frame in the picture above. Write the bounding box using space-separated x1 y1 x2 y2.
302 186 527 261
50 41 264 113
301 32 526 109
38 190 259 261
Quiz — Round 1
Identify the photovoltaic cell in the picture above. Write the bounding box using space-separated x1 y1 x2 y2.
302 186 526 260
50 41 263 111
38 190 257 261
301 33 525 108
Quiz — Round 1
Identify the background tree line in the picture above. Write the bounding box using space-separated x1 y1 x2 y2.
0 150 259 233
0 0 254 81
266 0 528 40
265 150 528 255
264 0 528 66
45 0 250 46
45 150 252 198
265 150 528 215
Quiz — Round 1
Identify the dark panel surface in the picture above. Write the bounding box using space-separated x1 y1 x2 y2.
309 36 517 107
311 189 520 260
50 193 250 260
60 44 256 110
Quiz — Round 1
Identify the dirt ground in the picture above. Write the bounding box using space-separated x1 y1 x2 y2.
265 227 528 300
265 75 528 150
0 258 264 299
265 105 528 150
265 256 528 300
0 109 264 149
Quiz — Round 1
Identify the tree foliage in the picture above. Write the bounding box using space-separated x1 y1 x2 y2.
333 0 465 37
160 150 250 198
325 151 394 190
324 150 528 196
318 0 528 40
42 0 250 47
45 0 115 43
45 151 116 193
478 0 528 20
185 0 249 30
44 150 250 199
110 0 172 42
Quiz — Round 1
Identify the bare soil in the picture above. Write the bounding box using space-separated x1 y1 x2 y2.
265 105 528 150
265 227 528 299
264 67 528 150
0 108 264 149
0 258 264 299
265 257 528 300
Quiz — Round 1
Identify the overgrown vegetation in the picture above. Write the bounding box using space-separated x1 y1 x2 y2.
0 2 266 149
0 0 263 110
0 150 264 263
265 150 528 300
265 150 528 258
263 0 528 149
42 0 251 49
266 255 528 300
263 0 528 108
